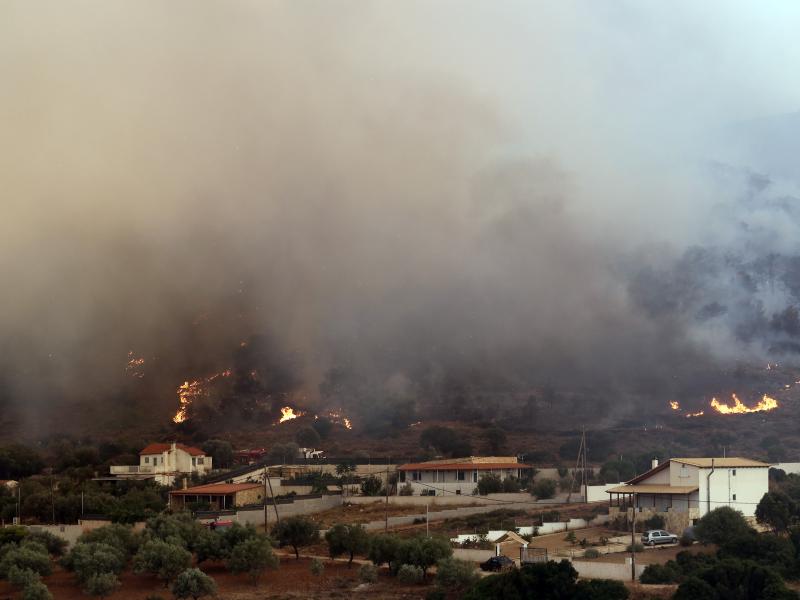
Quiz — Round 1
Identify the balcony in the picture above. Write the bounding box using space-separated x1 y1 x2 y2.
110 465 154 475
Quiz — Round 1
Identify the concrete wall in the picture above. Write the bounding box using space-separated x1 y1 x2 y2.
232 494 342 527
349 493 533 507
453 548 495 563
570 558 645 581
584 483 625 503
775 462 800 475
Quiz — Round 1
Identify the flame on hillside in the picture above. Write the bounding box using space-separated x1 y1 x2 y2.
172 369 232 424
279 406 304 423
710 393 778 415
685 410 704 418
125 351 145 378
669 401 680 410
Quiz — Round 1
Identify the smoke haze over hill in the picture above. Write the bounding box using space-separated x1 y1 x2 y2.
2 1 800 434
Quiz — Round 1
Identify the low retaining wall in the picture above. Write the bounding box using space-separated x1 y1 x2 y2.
570 558 645 581
349 493 534 507
233 494 342 526
453 548 495 563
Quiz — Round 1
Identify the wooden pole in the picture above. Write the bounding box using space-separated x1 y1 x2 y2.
630 505 636 581
266 470 281 528
384 463 390 533
263 467 269 533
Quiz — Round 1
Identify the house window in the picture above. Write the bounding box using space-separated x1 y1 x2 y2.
732 469 736 476
457 471 465 481
198 457 204 465
192 457 196 466
472 471 478 483
144 457 149 464
412 471 420 481
732 494 737 501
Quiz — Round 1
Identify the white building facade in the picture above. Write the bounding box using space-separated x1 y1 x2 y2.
607 457 770 527
110 442 212 486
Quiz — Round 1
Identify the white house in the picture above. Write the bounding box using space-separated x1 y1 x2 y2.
110 442 212 486
606 457 770 529
397 456 533 496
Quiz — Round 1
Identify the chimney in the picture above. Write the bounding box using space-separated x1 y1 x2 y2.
651 458 659 469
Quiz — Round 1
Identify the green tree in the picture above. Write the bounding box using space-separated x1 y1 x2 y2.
477 474 503 496
694 507 752 545
325 524 370 566
756 492 796 533
674 558 796 600
24 531 68 557
532 479 557 499
368 534 401 570
133 540 191 586
226 536 278 585
78 524 140 558
574 579 629 600
171 568 217 599
0 544 52 578
274 516 319 559
464 560 580 600
396 536 452 577
61 542 127 584
84 572 120 599
435 557 480 590
360 475 383 496
7 565 41 589
20 581 52 600
194 528 226 564
142 513 204 549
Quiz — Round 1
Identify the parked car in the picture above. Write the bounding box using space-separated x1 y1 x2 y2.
480 555 516 572
641 530 678 546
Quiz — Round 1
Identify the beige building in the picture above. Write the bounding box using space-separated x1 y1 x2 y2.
397 456 533 496
169 482 263 510
110 442 212 486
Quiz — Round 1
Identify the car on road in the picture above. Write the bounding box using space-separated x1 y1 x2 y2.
641 529 679 546
480 555 516 572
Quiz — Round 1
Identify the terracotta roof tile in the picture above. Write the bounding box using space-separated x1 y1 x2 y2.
398 462 532 471
169 483 261 495
139 443 205 457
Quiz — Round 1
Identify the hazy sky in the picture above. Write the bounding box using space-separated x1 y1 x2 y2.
2 1 800 429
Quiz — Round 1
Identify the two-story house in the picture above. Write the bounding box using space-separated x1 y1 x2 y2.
110 442 212 486
397 456 533 496
607 457 770 532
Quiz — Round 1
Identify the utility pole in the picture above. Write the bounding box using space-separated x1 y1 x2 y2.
266 470 281 528
630 511 636 581
384 462 390 533
567 429 587 503
426 504 429 537
264 465 269 533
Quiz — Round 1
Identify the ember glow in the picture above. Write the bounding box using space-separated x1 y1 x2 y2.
710 393 778 415
685 410 704 418
172 369 232 424
125 351 145 379
669 401 680 410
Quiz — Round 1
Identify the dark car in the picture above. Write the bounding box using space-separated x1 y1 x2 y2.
480 555 516 572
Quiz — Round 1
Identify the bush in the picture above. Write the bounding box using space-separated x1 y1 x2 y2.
477 474 503 496
434 557 480 589
640 562 680 584
7 565 41 589
643 514 665 530
368 534 401 569
359 562 378 583
227 535 278 586
132 540 191 585
171 568 217 600
583 548 600 559
396 536 452 576
310 558 324 576
399 482 414 496
360 475 383 496
502 477 521 493
397 564 424 584
680 534 694 547
24 531 67 557
626 543 644 553
532 479 557 499
21 582 52 600
84 572 120 598
694 507 751 546
78 524 140 558
0 544 52 578
574 579 629 600
61 542 126 584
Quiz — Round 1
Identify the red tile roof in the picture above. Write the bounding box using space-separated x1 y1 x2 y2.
398 462 532 471
139 443 205 456
169 483 261 496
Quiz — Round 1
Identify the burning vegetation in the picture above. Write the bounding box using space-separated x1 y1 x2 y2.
668 393 779 418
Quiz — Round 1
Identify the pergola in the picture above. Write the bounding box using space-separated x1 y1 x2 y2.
606 484 698 511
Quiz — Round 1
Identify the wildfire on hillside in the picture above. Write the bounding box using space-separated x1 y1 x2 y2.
667 392 778 418
279 406 304 423
125 351 145 379
710 393 778 415
276 406 353 429
172 369 232 424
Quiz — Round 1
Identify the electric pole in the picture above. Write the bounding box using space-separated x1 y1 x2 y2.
631 511 636 581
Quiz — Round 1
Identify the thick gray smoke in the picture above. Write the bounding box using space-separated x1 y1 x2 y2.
2 1 800 436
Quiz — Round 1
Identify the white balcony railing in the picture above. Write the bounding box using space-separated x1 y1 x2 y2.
110 465 154 475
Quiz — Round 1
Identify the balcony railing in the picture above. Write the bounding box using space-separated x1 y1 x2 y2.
110 465 154 475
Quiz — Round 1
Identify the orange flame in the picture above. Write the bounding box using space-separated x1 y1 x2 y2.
669 401 680 411
279 406 304 423
685 410 704 418
710 393 778 415
172 369 232 424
